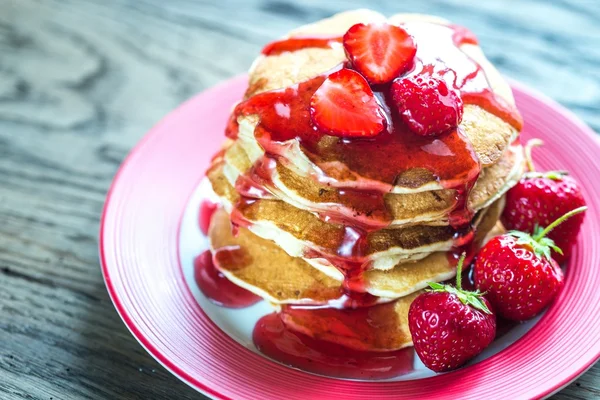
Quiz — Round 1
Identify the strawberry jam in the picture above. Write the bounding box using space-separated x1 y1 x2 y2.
194 250 261 308
224 21 524 293
253 312 414 379
262 36 343 56
206 20 523 377
199 200 218 236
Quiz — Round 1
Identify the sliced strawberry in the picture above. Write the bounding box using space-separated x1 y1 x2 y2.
310 69 385 137
343 23 416 84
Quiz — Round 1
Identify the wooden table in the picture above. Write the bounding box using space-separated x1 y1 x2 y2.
1 0 598 398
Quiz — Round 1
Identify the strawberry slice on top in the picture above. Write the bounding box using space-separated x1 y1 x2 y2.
310 68 385 137
343 22 417 84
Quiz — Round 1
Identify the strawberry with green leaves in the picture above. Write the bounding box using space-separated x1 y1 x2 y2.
310 68 385 137
475 206 587 321
408 253 496 372
501 140 586 263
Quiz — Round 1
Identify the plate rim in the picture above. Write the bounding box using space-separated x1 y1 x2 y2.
99 74 600 400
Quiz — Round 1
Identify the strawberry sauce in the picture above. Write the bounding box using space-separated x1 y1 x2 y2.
262 36 343 56
224 21 524 294
203 20 521 377
199 200 218 236
253 312 414 379
194 250 261 308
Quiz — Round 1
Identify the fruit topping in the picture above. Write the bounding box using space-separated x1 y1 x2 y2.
391 75 464 136
409 253 496 372
343 22 416 84
310 68 385 137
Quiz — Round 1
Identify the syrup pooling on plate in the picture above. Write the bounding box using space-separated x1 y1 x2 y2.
253 312 415 379
196 199 261 307
194 250 261 308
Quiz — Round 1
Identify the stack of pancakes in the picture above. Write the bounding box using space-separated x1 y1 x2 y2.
206 10 524 352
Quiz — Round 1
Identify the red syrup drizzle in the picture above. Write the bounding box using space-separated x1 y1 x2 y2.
235 173 274 200
234 156 277 200
199 200 218 236
193 250 261 308
253 312 414 379
262 35 343 56
225 21 528 294
213 21 524 376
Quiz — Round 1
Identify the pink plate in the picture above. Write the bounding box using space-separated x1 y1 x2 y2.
100 75 600 399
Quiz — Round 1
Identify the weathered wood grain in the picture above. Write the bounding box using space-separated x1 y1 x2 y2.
0 0 598 398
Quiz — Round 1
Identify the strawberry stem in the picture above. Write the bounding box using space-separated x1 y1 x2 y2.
455 252 466 291
427 251 491 314
524 139 544 172
534 206 588 241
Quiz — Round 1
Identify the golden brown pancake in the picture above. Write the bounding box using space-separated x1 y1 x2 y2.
208 158 511 266
235 10 521 194
361 195 504 297
209 208 343 304
282 219 507 352
304 194 504 291
207 206 505 351
281 292 419 351
208 197 503 302
223 138 523 227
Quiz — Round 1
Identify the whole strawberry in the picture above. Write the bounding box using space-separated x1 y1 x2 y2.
475 207 586 321
408 253 496 372
502 140 586 263
391 75 463 136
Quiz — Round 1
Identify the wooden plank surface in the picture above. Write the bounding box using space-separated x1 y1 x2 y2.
1 0 599 398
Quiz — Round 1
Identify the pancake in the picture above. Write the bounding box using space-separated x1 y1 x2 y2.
356 195 504 298
208 208 344 305
223 138 524 227
230 10 522 194
233 106 518 193
207 206 505 351
208 156 517 267
280 292 419 352
208 196 503 303
305 194 504 293
202 9 520 354
280 219 506 352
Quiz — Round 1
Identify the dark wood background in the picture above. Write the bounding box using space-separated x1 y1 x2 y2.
1 0 598 398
